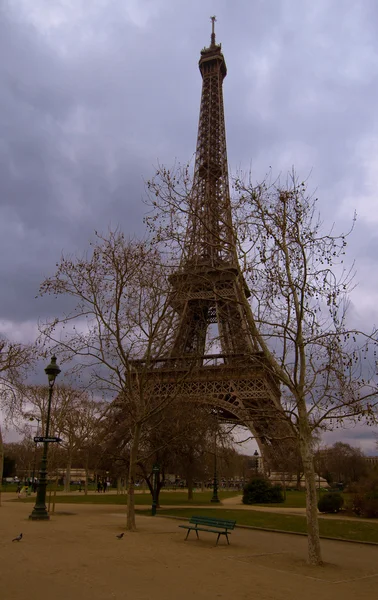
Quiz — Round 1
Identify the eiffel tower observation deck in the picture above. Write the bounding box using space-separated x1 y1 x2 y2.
133 18 294 467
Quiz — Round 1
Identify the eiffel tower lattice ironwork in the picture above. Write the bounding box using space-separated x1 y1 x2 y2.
135 20 294 466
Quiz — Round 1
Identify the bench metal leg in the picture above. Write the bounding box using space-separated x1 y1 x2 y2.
225 533 230 545
185 528 199 540
216 533 221 546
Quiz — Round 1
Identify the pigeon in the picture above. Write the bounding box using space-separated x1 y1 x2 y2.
116 533 124 539
12 533 23 542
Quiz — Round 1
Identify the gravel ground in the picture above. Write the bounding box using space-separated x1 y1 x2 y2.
1 498 378 600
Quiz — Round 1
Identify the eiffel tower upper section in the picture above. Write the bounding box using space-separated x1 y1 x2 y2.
183 17 237 270
168 18 259 361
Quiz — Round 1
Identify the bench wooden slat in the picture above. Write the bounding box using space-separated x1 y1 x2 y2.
190 516 236 529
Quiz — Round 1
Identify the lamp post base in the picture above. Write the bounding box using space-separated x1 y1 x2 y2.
29 507 50 520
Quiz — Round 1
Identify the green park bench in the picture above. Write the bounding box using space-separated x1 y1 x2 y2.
178 515 236 545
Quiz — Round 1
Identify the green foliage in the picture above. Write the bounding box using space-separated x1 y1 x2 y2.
242 475 284 504
317 492 344 513
348 474 378 518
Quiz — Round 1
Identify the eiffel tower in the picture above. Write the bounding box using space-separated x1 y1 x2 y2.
135 18 294 467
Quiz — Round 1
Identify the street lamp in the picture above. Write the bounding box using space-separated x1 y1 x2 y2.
29 356 61 520
151 464 160 516
253 450 259 474
211 431 220 503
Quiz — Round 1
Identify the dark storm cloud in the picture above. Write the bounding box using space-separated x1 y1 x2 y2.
323 426 378 455
1 0 378 339
1 0 378 453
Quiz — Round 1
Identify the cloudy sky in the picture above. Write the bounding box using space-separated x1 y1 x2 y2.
1 0 378 453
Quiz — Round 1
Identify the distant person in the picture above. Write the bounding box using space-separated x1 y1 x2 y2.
18 485 27 498
102 480 107 492
97 481 102 493
16 482 22 495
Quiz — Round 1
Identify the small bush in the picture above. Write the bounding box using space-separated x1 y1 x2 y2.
348 475 378 518
317 492 344 513
242 476 284 504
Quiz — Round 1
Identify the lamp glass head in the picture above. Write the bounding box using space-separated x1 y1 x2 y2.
44 355 61 383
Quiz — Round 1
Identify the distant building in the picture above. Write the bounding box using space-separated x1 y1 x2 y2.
268 472 329 489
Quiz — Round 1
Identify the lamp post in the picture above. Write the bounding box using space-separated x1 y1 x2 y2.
151 464 160 516
211 431 220 503
29 356 61 520
253 450 259 474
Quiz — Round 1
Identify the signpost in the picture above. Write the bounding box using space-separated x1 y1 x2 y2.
34 437 62 443
151 464 160 516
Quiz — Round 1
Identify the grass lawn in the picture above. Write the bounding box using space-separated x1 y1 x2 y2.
257 489 351 508
151 507 378 544
13 490 240 506
260 490 307 508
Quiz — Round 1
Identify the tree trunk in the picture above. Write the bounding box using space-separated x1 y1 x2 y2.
0 425 4 507
298 407 323 566
84 465 88 496
187 469 194 501
156 477 164 508
126 422 142 531
186 448 194 500
64 458 72 493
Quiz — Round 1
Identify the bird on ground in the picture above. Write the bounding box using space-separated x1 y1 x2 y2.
12 533 23 542
116 533 124 539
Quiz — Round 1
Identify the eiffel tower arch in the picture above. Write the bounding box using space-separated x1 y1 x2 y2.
134 20 295 468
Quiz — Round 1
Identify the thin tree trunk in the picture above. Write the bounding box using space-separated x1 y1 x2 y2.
0 425 4 507
187 468 194 501
126 422 142 531
299 407 323 566
84 458 89 496
156 478 163 508
64 457 72 493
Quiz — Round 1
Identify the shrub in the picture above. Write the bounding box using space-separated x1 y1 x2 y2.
348 474 378 518
242 476 284 504
317 492 344 513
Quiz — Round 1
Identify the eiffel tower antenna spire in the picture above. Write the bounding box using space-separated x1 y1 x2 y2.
210 15 216 46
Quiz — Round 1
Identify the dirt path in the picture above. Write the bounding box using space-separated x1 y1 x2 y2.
1 499 378 600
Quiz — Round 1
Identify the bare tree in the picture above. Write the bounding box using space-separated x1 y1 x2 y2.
38 230 192 530
136 404 221 501
146 166 378 565
0 337 36 499
231 173 378 564
315 442 367 485
52 389 101 492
